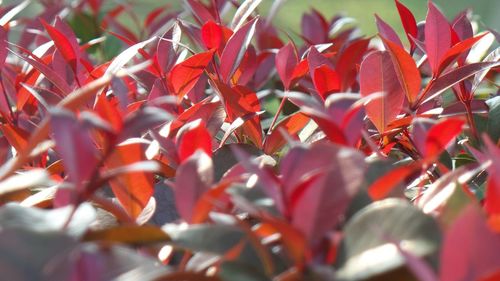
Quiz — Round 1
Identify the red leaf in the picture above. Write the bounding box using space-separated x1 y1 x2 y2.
424 119 464 160
360 51 404 133
437 33 487 75
263 112 310 154
219 17 258 83
41 19 78 73
289 143 366 244
425 2 452 75
313 65 340 100
174 150 213 222
335 38 371 90
201 21 223 50
381 37 421 106
423 61 500 104
106 141 154 219
10 49 73 96
368 162 421 200
395 0 418 52
440 206 500 281
50 109 98 192
0 123 29 152
307 46 334 80
482 136 500 216
168 50 214 101
376 14 403 49
275 42 299 91
212 81 263 147
177 121 213 163
291 59 309 82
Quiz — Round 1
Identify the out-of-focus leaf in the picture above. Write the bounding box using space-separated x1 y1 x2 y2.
471 47 499 93
285 143 366 244
481 96 500 143
0 169 49 197
231 0 262 31
174 150 213 222
83 225 170 246
0 202 96 237
213 144 261 181
376 15 403 49
336 199 441 281
0 0 29 26
50 109 98 192
106 141 154 219
440 206 500 281
0 123 29 152
47 242 168 281
165 224 245 254
0 26 7 66
0 228 77 281
105 37 156 75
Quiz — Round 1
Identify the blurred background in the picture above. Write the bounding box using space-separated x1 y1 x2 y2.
262 0 499 36
2 0 499 37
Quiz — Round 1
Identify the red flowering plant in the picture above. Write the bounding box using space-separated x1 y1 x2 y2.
0 0 499 280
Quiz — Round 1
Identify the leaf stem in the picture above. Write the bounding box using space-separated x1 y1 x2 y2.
266 91 288 135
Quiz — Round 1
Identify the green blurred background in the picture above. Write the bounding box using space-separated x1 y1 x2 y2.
263 0 499 36
132 0 500 37
3 0 499 37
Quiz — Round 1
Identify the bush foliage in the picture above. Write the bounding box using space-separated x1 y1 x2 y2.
0 0 499 280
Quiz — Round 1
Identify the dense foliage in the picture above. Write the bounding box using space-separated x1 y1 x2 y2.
0 0 499 280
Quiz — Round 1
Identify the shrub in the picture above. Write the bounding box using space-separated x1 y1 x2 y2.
0 0 499 280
